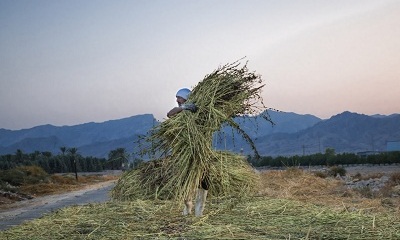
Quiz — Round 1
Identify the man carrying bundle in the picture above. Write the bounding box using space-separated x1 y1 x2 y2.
167 88 208 217
167 88 197 118
112 61 266 219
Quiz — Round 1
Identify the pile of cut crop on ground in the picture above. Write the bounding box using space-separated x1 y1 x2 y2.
113 61 270 202
2 169 400 240
112 151 259 201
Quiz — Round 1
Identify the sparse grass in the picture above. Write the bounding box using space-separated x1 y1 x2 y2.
50 174 77 185
350 171 400 202
389 172 400 185
258 169 378 212
313 171 328 178
312 166 347 178
18 174 119 197
354 186 375 198
353 172 385 181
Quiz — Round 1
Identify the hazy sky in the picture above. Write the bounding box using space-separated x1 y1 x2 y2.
1 0 399 130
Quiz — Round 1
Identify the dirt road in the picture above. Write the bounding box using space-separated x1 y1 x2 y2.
0 181 116 231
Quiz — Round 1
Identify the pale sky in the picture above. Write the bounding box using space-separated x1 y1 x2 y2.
1 0 399 130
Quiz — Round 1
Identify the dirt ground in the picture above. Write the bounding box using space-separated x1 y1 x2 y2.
260 164 400 176
0 170 122 210
338 164 400 175
0 170 124 230
0 180 115 212
0 180 117 230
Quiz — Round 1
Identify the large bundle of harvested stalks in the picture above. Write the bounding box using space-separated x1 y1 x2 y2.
112 61 268 202
112 151 259 201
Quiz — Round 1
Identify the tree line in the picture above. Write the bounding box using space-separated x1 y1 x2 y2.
248 148 400 167
0 147 133 173
2 147 399 174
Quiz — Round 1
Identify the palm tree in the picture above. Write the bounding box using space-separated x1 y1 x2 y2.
41 151 52 158
29 151 41 161
108 148 129 170
15 149 24 163
60 147 67 155
68 147 78 180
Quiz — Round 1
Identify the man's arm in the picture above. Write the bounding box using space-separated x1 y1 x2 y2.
181 103 197 112
167 107 183 118
167 103 197 118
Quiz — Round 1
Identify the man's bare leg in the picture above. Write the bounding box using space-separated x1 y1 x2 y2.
195 188 208 217
183 197 193 215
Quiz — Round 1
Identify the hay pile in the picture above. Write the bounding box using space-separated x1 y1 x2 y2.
2 196 400 239
112 151 259 201
112 61 268 202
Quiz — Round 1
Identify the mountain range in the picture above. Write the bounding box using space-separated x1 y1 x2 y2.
0 111 399 158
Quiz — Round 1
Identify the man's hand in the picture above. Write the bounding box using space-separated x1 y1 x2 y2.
167 103 197 118
167 107 183 118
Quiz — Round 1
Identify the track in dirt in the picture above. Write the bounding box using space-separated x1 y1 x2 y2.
0 181 115 231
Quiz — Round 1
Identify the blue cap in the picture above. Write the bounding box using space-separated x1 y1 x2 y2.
176 88 191 100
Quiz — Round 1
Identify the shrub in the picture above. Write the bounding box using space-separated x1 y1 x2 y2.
353 172 362 179
314 171 328 178
50 174 76 185
0 179 18 192
354 186 374 198
389 172 400 185
0 166 49 186
0 168 26 186
284 167 303 177
379 184 394 198
328 166 346 177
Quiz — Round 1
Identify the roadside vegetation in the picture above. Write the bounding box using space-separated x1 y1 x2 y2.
0 147 129 206
0 165 118 207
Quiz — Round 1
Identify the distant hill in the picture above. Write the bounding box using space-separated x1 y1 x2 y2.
0 111 399 158
0 114 156 158
221 111 321 138
250 112 400 156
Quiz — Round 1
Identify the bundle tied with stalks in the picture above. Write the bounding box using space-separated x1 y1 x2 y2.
112 61 270 203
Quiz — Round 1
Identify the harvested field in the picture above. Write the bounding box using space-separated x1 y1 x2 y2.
1 168 399 239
